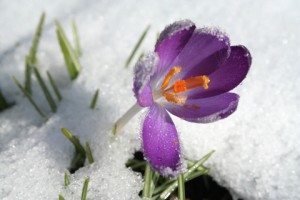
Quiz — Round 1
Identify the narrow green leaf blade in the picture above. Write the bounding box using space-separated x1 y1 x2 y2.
12 76 48 122
47 71 63 101
85 142 94 164
89 89 99 109
29 12 45 62
61 128 86 156
25 12 46 93
33 66 57 112
125 24 150 68
142 163 153 198
58 194 65 200
24 56 32 94
81 177 90 200
64 172 70 186
177 174 185 200
72 19 82 57
55 20 81 80
159 150 215 199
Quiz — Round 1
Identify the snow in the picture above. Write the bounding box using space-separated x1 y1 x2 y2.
0 0 299 199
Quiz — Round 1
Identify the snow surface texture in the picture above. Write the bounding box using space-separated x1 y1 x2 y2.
0 0 299 199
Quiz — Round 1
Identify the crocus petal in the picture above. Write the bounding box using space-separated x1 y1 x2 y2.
166 93 239 123
142 103 184 177
133 52 159 107
172 27 230 79
182 47 230 79
186 45 252 99
154 20 195 75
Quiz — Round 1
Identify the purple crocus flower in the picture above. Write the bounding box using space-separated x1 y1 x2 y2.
133 20 251 177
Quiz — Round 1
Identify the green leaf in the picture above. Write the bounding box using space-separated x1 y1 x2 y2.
33 66 57 112
159 150 215 199
61 127 86 173
12 76 48 122
72 19 82 57
24 56 32 94
55 20 81 80
85 142 94 164
125 24 150 68
25 12 46 93
47 71 63 101
89 89 99 109
61 128 85 156
142 163 153 198
64 172 70 186
81 177 90 200
58 194 65 200
177 174 185 200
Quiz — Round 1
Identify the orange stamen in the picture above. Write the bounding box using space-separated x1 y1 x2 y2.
161 66 181 90
171 75 210 94
174 80 187 93
160 66 210 106
163 92 187 104
184 75 210 90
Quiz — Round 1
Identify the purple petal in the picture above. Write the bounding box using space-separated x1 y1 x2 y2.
154 20 195 75
166 93 239 123
182 47 230 79
187 45 252 99
133 52 159 107
142 103 184 177
172 27 230 79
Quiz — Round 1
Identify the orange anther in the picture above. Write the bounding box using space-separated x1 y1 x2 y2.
184 75 210 90
163 92 187 104
161 66 181 90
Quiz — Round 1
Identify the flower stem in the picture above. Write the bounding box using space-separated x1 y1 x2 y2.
142 163 153 198
178 174 185 200
112 103 142 136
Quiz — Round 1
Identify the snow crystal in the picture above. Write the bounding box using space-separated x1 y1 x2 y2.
0 0 300 200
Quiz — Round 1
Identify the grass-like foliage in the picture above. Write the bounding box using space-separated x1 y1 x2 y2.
47 71 63 101
12 76 48 122
127 150 215 200
33 66 57 112
89 89 99 109
81 177 90 200
61 128 94 173
72 19 82 57
125 24 150 68
25 12 45 94
64 172 70 186
55 20 81 80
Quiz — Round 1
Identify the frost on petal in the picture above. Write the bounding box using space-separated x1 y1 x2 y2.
142 104 185 177
154 20 195 78
172 26 230 79
133 52 159 107
156 19 195 46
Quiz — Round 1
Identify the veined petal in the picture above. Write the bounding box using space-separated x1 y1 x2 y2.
133 52 159 107
154 20 195 76
142 103 184 177
166 93 239 123
187 45 252 99
172 27 230 79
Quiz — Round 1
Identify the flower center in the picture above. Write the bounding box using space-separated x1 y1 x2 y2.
160 66 210 105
